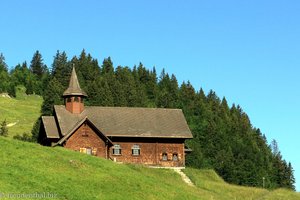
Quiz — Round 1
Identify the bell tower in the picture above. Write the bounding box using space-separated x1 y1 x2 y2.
63 66 87 114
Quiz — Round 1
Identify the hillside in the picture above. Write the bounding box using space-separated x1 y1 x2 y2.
0 137 299 200
0 93 42 137
0 51 295 189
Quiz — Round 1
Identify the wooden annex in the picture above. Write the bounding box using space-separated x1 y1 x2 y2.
41 67 193 167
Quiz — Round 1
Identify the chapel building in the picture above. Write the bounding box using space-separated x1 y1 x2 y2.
41 67 193 167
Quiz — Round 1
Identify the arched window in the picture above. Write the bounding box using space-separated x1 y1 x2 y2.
162 153 168 161
74 96 79 102
173 153 178 161
113 144 122 155
132 144 140 156
67 97 72 102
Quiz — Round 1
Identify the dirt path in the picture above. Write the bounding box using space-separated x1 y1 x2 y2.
173 168 195 187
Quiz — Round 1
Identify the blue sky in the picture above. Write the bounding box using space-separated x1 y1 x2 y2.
1 0 299 191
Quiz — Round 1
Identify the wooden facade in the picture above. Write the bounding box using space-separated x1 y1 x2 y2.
41 67 192 167
64 121 109 158
109 138 185 167
58 121 186 167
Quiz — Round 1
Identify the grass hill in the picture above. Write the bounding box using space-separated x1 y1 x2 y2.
0 93 299 199
0 137 299 200
0 91 42 137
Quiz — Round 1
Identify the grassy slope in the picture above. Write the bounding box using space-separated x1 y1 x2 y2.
0 95 42 137
0 137 299 200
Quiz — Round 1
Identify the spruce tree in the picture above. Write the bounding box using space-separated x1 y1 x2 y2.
0 53 10 93
41 77 64 116
101 57 114 75
29 51 48 95
51 51 71 87
30 50 47 79
115 66 137 107
287 162 296 190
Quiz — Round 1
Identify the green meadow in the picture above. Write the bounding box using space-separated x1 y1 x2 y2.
0 94 299 199
0 137 299 200
0 93 42 137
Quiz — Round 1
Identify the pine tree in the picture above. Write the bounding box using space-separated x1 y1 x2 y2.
0 53 8 71
29 51 48 95
271 139 279 156
101 57 114 75
115 66 137 107
31 117 41 143
30 50 47 78
158 70 179 108
287 162 296 190
41 77 64 115
0 53 10 93
51 51 71 87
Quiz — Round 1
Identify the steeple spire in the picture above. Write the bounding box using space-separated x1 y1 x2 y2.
63 65 87 114
63 66 87 97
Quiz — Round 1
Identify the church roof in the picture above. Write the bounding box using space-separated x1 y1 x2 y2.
63 67 87 97
41 116 60 138
53 105 193 139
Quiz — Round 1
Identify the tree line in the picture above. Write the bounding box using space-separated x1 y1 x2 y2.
0 50 295 190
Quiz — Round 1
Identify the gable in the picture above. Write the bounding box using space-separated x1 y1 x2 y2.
54 117 112 146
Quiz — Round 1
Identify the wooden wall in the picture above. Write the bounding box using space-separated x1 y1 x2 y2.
64 122 186 167
109 138 185 167
64 122 107 158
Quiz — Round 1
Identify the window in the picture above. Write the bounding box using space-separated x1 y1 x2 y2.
86 148 92 155
80 148 86 153
82 125 88 137
80 147 96 156
74 96 79 102
92 148 97 156
162 153 168 161
132 144 140 156
67 97 72 102
173 153 178 161
113 144 122 155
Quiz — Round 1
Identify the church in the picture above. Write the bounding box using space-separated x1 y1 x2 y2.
41 67 193 167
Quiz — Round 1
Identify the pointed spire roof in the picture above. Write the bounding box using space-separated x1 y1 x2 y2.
63 66 87 97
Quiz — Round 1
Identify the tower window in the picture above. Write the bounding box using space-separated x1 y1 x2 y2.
74 97 79 102
67 97 72 102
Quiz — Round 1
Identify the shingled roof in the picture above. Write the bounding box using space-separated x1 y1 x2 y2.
63 67 87 97
53 105 193 138
41 116 60 138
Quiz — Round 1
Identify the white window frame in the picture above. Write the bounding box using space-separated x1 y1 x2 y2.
132 144 140 156
113 144 122 155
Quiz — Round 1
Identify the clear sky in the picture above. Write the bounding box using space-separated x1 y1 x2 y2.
1 0 299 191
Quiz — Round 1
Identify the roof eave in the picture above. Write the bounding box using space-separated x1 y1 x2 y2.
107 135 193 139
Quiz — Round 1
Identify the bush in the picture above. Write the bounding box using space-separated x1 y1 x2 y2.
0 120 8 137
13 133 33 142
